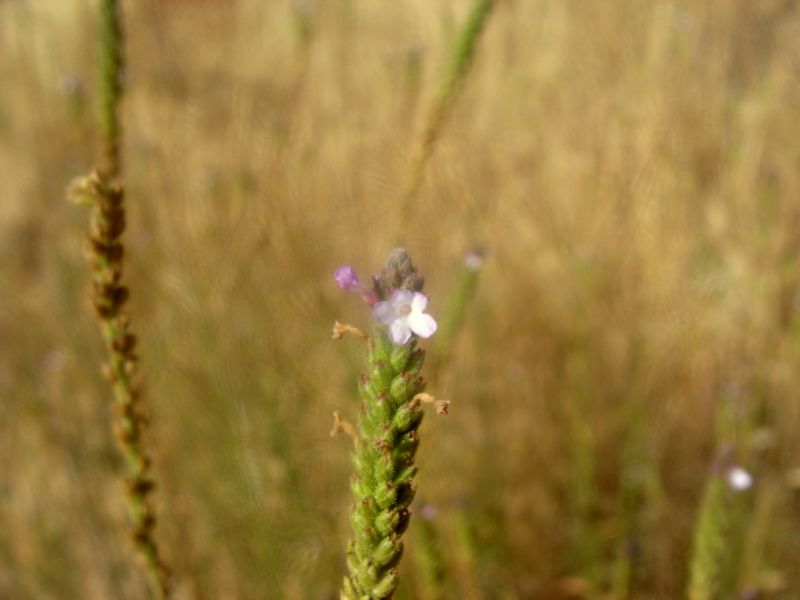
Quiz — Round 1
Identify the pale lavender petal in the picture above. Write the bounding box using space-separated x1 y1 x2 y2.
408 312 437 338
334 266 360 291
389 320 412 344
727 467 753 491
410 292 428 313
390 289 414 308
372 300 395 324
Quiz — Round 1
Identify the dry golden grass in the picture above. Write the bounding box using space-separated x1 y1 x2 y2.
1 0 800 598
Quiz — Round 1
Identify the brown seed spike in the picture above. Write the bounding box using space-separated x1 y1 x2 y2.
113 286 130 306
70 4 172 594
102 364 115 382
112 333 137 353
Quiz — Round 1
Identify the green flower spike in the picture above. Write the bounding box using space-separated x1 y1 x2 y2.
334 249 448 599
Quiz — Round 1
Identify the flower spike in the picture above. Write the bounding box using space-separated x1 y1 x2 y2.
334 249 445 599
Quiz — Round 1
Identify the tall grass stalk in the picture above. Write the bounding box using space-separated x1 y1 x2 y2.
611 345 661 598
428 249 484 379
612 417 652 598
453 512 483 599
737 475 780 594
563 347 602 588
448 294 507 600
398 0 496 228
453 506 508 599
412 506 446 600
406 249 483 596
69 1 172 596
613 437 666 598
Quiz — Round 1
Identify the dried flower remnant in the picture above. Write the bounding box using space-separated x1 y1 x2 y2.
332 321 370 343
333 249 446 599
330 411 358 445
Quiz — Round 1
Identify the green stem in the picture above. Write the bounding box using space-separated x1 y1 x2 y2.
428 251 483 378
412 508 446 600
98 0 123 179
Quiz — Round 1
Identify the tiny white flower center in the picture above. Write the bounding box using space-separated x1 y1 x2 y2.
398 303 412 317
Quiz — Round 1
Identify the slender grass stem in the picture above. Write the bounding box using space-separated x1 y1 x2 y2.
412 506 446 600
397 0 496 233
428 249 483 379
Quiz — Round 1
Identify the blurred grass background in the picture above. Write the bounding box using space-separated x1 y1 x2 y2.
1 0 800 598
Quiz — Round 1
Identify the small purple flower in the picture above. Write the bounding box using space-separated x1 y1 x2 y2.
419 504 438 521
373 289 437 345
335 266 361 291
464 247 485 271
334 265 378 305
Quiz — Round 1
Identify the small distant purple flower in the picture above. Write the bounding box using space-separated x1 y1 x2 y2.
334 265 378 305
373 289 437 345
464 247 485 271
58 74 83 96
420 504 438 521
